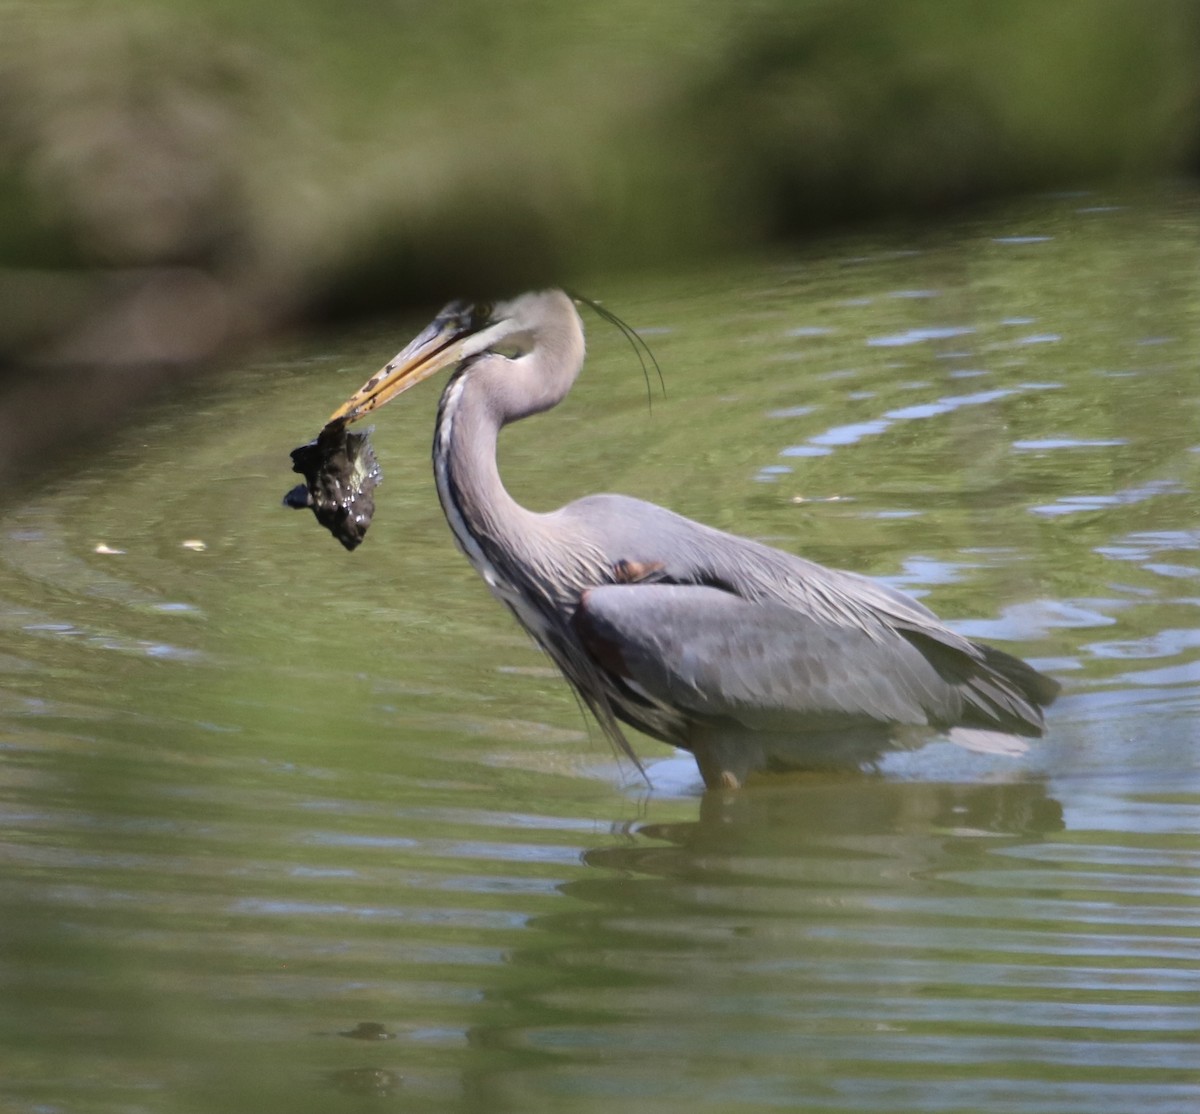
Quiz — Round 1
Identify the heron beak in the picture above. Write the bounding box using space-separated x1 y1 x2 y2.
327 309 476 425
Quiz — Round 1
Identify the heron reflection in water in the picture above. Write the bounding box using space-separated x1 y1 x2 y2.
329 290 1058 790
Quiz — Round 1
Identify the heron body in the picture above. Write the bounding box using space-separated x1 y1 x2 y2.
330 290 1059 789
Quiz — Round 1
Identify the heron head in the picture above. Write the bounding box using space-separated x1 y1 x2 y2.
328 290 579 425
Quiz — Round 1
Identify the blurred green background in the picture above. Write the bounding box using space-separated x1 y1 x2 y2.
5 8 1200 1110
3 0 1200 477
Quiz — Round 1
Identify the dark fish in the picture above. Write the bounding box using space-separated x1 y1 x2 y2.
284 420 381 550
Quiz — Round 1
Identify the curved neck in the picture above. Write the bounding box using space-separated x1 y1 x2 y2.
433 370 543 592
430 293 591 602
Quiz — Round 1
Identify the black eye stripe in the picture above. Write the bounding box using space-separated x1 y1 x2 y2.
470 302 493 331
432 300 493 338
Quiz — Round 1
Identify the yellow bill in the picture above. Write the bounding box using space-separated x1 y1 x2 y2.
327 300 487 426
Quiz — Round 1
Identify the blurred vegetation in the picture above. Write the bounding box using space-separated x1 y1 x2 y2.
2 0 1200 477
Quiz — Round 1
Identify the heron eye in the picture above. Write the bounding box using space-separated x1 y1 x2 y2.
470 302 494 332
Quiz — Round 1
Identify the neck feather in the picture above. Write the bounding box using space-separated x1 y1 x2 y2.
433 371 544 595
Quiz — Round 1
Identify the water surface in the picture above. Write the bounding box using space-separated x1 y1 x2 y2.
2 190 1198 1112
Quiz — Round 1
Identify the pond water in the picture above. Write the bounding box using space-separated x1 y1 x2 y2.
2 190 1199 1113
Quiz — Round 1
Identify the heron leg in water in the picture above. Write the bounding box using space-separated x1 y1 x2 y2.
688 728 766 791
688 722 905 790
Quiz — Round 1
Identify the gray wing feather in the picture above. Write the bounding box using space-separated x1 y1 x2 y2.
578 583 962 733
562 494 970 650
557 495 1055 741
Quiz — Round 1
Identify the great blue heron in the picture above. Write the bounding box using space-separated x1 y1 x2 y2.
329 289 1059 789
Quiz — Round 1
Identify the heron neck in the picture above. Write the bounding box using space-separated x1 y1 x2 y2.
433 372 543 578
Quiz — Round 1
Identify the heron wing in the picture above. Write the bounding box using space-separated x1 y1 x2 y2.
557 495 1055 738
575 583 961 733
